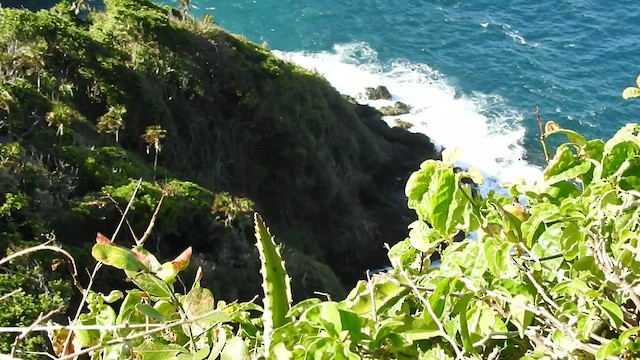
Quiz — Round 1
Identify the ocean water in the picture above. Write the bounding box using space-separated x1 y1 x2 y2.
160 0 640 191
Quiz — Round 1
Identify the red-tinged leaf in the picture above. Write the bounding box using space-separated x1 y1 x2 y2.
172 246 192 271
545 121 561 134
96 232 114 246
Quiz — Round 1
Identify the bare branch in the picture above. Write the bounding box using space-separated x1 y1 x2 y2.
56 296 257 360
10 305 64 358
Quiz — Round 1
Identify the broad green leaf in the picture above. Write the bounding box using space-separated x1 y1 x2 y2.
153 300 177 318
545 128 587 146
484 238 517 278
542 181 581 202
406 161 439 220
131 246 162 272
521 203 560 248
221 337 250 360
132 273 173 298
596 339 624 360
400 317 440 340
602 142 640 178
74 318 100 348
451 292 475 354
509 294 534 338
154 261 179 284
620 326 640 343
209 327 227 360
135 303 166 322
91 244 143 272
544 144 591 183
271 342 293 360
101 290 123 303
598 299 624 328
133 341 188 360
116 290 144 326
558 222 583 261
429 168 456 236
408 220 443 253
288 298 322 318
622 87 640 99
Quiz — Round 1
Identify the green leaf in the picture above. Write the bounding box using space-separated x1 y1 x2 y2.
91 243 143 272
558 222 583 261
131 246 162 272
509 294 534 338
221 336 250 360
133 341 188 360
406 160 438 219
596 339 624 360
429 168 456 237
598 299 624 328
74 318 100 348
132 273 173 298
545 128 587 146
209 327 227 360
135 303 166 322
116 290 144 327
622 87 640 99
484 238 517 278
408 220 443 253
154 261 179 284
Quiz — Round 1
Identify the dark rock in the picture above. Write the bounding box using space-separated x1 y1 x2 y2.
380 101 412 116
352 103 440 274
342 94 357 104
365 85 392 100
394 119 413 130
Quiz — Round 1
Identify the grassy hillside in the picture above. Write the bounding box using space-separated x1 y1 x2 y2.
0 0 438 354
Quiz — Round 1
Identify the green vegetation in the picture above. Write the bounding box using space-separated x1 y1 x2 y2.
5 0 640 358
8 120 640 359
0 0 436 355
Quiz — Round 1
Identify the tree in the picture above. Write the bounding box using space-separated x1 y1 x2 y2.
97 105 126 143
141 125 167 178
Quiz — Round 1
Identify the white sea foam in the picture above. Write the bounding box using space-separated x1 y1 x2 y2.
273 42 542 195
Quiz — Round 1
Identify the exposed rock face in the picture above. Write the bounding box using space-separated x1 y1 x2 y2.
365 85 392 100
394 119 413 130
380 101 412 116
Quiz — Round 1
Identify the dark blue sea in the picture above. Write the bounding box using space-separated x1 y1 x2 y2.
161 0 640 190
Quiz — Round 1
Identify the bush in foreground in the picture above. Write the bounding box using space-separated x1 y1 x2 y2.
2 121 640 359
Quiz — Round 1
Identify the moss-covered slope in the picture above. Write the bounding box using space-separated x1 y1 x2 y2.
0 0 437 309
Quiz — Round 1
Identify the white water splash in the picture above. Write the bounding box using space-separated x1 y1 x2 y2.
273 42 542 195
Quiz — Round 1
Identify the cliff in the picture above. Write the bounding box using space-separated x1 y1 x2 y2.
0 0 437 313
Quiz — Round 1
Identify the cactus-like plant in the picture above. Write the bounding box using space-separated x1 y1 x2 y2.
254 213 292 357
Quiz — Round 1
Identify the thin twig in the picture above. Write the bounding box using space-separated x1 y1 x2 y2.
398 268 466 359
461 278 598 356
589 235 640 313
61 179 143 356
105 193 139 243
10 305 64 357
0 242 77 279
534 107 551 163
137 191 166 246
366 270 378 323
57 296 257 360
523 271 562 313
0 289 21 302
111 178 143 242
